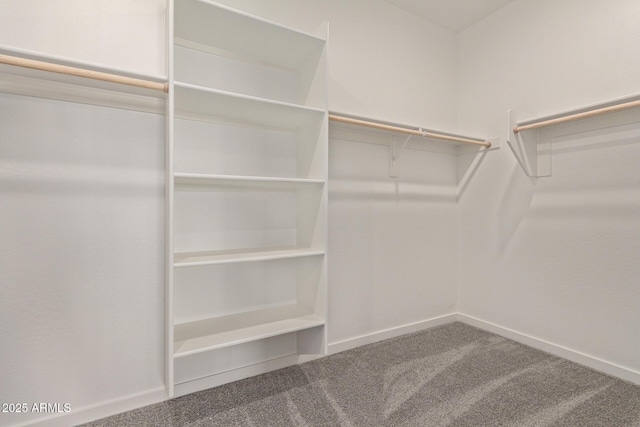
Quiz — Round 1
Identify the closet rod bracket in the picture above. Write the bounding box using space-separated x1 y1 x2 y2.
390 134 413 178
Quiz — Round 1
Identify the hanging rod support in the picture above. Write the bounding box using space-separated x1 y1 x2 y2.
329 114 491 147
0 53 169 93
390 134 412 178
392 134 413 162
513 98 640 134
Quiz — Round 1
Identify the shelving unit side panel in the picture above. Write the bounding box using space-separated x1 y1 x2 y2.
166 0 176 397
297 21 328 109
296 185 327 249
296 114 327 179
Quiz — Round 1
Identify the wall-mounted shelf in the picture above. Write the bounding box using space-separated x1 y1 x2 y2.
507 93 640 177
168 0 328 397
174 247 325 267
174 304 325 357
329 112 497 177
174 82 325 128
174 173 325 190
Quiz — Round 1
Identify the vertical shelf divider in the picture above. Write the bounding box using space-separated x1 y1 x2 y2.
165 0 175 398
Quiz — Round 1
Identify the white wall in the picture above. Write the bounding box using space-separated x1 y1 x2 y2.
0 3 168 426
328 130 458 346
3 0 639 425
0 0 167 76
210 0 458 128
0 1 459 425
0 95 166 427
457 0 640 378
212 0 460 346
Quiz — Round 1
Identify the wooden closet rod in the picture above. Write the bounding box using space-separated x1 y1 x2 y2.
0 54 169 93
514 98 640 134
329 114 491 147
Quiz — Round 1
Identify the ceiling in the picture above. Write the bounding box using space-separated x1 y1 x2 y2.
382 0 515 32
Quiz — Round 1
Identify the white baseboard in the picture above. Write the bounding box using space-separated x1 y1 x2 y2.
327 312 458 355
457 313 640 385
19 387 167 427
18 312 639 426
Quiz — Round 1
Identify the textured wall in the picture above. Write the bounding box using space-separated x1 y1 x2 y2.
0 1 459 425
0 95 166 427
328 132 458 345
209 0 458 129
456 0 640 378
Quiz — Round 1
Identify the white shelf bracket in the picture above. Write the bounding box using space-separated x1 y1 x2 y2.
389 134 413 178
506 109 551 177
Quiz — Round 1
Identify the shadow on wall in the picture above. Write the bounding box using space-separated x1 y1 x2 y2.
329 134 459 203
329 177 457 203
457 148 489 199
496 164 535 256
493 111 640 255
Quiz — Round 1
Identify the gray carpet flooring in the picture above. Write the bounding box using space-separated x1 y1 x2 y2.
83 322 640 426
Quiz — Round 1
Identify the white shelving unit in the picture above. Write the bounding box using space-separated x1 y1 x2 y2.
168 0 328 396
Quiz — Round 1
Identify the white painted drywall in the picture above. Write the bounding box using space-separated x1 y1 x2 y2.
0 1 459 425
0 94 166 427
211 0 459 345
456 0 640 375
328 131 458 345
201 0 458 129
0 0 166 76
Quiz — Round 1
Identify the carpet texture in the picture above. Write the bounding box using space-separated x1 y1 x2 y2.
83 322 640 426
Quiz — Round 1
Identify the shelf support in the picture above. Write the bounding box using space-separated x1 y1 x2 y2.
506 109 550 177
329 113 491 147
389 134 412 178
507 94 640 177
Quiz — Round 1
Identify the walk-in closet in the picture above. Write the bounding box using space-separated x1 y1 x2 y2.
1 0 639 425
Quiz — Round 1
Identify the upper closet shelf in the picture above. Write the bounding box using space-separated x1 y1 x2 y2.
174 173 325 190
174 247 325 268
507 93 640 177
174 82 325 129
329 112 494 177
329 113 490 148
174 0 326 70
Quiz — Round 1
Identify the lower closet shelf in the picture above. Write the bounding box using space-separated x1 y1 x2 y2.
174 304 325 358
174 247 325 267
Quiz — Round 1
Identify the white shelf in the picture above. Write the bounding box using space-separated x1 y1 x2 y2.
174 0 325 70
169 0 328 389
174 173 325 190
174 82 325 129
174 247 325 267
174 304 325 357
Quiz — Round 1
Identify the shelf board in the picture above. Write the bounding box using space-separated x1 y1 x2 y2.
174 304 325 357
174 0 325 70
174 247 325 267
174 82 325 129
174 173 325 190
